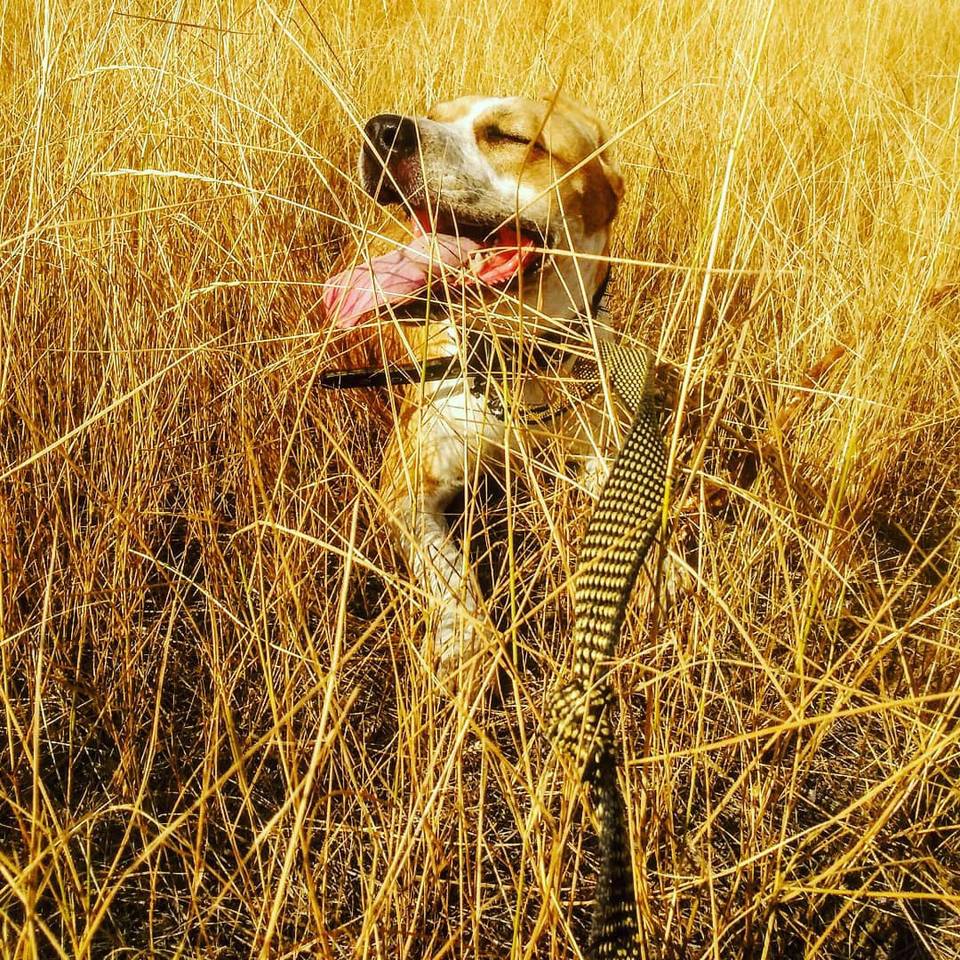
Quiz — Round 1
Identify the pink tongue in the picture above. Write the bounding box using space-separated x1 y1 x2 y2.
324 234 479 329
323 227 537 329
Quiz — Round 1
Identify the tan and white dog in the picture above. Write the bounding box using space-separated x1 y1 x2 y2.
322 94 625 679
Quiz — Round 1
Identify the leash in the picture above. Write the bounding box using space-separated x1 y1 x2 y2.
548 341 666 959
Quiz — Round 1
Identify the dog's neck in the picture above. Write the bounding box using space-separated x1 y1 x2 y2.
533 230 610 323
357 225 616 374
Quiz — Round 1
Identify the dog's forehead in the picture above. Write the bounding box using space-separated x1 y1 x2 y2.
425 95 496 123
425 95 602 146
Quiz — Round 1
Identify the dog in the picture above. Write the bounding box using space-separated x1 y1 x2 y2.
322 94 626 680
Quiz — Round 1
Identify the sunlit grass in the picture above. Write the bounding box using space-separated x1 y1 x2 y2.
1 1 958 957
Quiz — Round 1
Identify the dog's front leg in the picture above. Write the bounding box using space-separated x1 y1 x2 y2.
380 397 491 679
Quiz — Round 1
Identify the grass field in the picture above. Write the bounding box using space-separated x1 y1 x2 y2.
2 0 960 956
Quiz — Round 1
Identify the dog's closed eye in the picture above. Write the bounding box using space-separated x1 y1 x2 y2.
484 126 546 155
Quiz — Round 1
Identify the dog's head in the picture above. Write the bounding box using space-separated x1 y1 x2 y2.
325 94 623 330
362 94 623 243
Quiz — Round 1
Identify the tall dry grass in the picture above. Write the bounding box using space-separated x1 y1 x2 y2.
1 0 959 956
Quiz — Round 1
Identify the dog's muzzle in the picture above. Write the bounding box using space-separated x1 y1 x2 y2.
362 113 417 203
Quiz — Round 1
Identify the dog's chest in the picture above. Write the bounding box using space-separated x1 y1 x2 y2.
414 347 565 463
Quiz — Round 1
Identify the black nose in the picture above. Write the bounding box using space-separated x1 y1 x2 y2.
364 114 417 160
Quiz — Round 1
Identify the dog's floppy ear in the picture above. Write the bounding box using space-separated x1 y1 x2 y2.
541 91 624 201
595 134 625 202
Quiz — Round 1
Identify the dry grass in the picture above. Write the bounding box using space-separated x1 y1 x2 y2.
2 0 960 957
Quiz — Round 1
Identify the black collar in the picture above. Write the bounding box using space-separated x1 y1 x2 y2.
591 266 612 319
